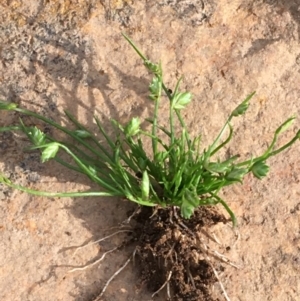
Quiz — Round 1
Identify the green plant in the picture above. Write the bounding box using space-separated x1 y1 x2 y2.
0 34 299 226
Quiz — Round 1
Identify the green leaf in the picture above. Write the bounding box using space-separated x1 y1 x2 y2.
144 60 161 75
154 151 168 163
207 161 232 173
88 166 97 176
141 170 150 200
199 197 218 206
180 202 195 219
74 130 92 138
172 92 192 110
41 143 60 163
251 161 270 179
0 101 18 110
149 76 160 101
226 167 248 182
275 117 296 136
111 119 124 131
231 92 255 117
138 157 147 170
124 117 140 137
26 126 46 146
180 189 198 219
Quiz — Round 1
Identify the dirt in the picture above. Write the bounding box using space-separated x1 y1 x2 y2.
133 206 227 301
1 1 300 301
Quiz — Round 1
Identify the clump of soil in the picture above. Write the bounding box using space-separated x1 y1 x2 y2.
132 206 228 301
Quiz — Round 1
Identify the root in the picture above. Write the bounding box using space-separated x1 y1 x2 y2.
209 262 231 301
186 264 196 289
211 249 241 269
200 228 222 245
166 280 171 300
92 248 137 301
68 247 118 273
123 206 141 224
149 206 159 218
173 208 238 301
73 230 132 255
151 270 173 298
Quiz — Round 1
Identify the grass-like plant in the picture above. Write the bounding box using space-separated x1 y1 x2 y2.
0 33 299 226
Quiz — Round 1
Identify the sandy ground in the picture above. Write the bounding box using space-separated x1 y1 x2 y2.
0 1 300 300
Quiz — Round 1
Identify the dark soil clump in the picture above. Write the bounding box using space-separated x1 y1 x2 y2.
133 206 227 301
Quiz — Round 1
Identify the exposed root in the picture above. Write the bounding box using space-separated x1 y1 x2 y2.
134 206 239 301
73 230 132 256
151 270 173 298
71 205 240 301
92 248 137 301
123 206 141 224
186 264 196 289
68 247 118 273
177 221 237 300
149 205 159 218
209 261 231 301
166 281 171 300
212 250 241 269
200 227 222 245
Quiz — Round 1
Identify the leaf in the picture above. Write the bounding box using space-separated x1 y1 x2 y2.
26 126 46 146
74 130 92 138
231 92 255 117
41 143 60 163
180 202 195 219
0 101 18 110
138 157 147 170
149 76 160 101
141 170 150 200
124 117 140 137
154 151 168 163
111 119 124 131
226 167 248 182
88 166 97 176
206 159 234 173
275 117 296 136
172 92 192 110
180 189 199 219
251 161 270 179
144 60 161 75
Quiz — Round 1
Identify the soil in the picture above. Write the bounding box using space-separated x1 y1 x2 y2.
1 1 300 301
133 206 227 301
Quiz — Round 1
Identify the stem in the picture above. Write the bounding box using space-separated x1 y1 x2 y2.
0 175 122 197
236 134 299 167
152 75 162 159
55 144 122 194
162 83 191 150
268 135 299 157
14 107 109 161
122 33 147 61
210 123 233 156
64 110 114 162
211 193 237 227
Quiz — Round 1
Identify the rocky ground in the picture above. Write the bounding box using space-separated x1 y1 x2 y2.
0 1 300 300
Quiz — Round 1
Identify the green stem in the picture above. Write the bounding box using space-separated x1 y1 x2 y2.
122 33 147 61
0 175 122 197
211 193 237 227
236 133 299 167
152 76 162 159
14 107 109 161
64 110 114 162
162 83 191 150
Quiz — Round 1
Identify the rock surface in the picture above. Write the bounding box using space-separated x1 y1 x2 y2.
0 1 300 300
